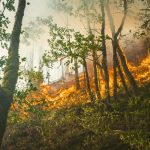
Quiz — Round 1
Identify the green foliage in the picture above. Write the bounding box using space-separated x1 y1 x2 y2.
0 56 7 80
26 69 44 89
42 19 102 69
0 0 15 48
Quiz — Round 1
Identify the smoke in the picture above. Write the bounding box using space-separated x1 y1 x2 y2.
1 0 148 82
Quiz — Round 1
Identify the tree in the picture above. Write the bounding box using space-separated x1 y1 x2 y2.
74 32 96 102
0 0 26 145
47 0 102 101
78 0 102 101
88 27 101 101
74 58 80 89
45 21 81 89
100 0 110 104
105 0 138 98
135 0 150 37
45 19 97 102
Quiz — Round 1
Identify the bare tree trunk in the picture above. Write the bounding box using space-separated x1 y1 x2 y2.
105 1 118 100
83 57 95 103
97 62 105 80
92 49 101 100
83 65 86 92
86 13 101 101
105 0 138 96
117 43 138 94
74 58 80 90
112 39 118 100
117 55 130 97
0 0 26 146
100 0 110 103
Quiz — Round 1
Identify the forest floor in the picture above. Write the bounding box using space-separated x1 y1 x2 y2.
1 55 150 150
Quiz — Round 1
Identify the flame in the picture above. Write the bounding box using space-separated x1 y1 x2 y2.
11 55 150 119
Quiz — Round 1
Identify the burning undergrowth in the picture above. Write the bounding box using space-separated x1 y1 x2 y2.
1 55 149 150
9 55 150 121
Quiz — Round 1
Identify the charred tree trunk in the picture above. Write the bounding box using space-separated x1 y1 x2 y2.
74 58 80 90
117 43 138 94
100 0 110 103
83 57 95 103
0 0 26 146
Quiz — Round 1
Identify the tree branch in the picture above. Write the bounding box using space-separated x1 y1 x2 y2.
105 0 116 37
116 0 127 37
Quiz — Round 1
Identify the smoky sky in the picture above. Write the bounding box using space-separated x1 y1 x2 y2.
6 0 143 35
1 0 146 82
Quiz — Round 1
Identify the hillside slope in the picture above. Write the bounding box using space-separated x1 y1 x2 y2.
2 56 150 150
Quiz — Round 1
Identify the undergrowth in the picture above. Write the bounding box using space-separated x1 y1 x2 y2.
2 82 150 150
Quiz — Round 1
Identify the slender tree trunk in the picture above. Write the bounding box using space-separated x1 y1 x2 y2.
0 0 26 146
112 39 118 100
97 62 104 80
86 13 101 101
83 57 95 103
83 65 86 91
74 58 80 90
117 55 130 97
105 0 138 95
92 49 101 100
117 43 138 94
100 0 110 103
105 1 118 100
97 69 101 94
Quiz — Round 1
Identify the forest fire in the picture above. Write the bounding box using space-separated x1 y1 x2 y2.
0 0 150 149
11 54 150 119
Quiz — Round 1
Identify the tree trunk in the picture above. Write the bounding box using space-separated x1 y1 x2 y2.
117 55 130 97
86 13 101 101
0 110 9 147
97 62 105 80
100 0 110 103
105 1 118 100
112 39 118 101
83 65 86 92
0 0 26 146
0 89 10 146
117 43 138 94
92 49 101 100
83 57 95 103
105 0 136 98
74 58 80 90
